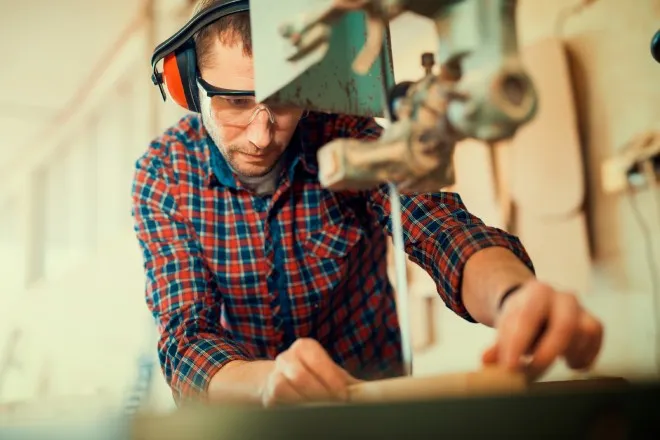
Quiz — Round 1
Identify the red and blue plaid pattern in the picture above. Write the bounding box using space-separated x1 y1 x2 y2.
131 112 534 402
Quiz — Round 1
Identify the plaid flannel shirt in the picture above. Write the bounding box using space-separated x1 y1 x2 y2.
131 111 534 402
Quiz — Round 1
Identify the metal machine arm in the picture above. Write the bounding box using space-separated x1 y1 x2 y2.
280 0 538 193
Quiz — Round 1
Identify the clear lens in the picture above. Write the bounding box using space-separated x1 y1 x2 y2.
211 96 299 127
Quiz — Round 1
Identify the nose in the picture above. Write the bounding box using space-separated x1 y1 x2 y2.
246 108 274 149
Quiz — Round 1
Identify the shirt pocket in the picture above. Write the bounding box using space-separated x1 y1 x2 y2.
304 220 364 260
303 190 365 260
300 194 366 307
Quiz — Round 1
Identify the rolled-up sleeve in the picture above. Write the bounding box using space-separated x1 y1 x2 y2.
366 189 534 322
131 152 254 403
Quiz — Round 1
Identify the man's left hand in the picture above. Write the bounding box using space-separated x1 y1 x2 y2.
481 280 604 380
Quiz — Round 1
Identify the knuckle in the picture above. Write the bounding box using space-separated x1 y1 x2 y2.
291 338 316 353
531 281 554 296
554 312 579 340
558 311 578 335
275 352 288 370
289 365 306 384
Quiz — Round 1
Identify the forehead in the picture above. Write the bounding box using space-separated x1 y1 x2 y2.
200 38 254 90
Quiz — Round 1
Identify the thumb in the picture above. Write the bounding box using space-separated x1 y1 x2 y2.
482 343 499 365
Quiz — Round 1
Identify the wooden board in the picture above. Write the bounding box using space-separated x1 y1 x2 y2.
348 367 527 403
346 370 628 404
516 210 592 294
510 37 585 218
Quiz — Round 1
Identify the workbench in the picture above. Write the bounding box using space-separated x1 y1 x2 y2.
132 378 660 440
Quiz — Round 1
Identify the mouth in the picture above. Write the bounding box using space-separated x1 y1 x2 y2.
236 151 274 163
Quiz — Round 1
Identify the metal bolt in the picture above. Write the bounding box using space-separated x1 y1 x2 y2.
421 52 435 75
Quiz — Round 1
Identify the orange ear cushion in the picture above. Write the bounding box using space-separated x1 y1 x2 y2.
163 53 190 110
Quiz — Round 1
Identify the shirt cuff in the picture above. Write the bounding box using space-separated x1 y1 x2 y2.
171 336 255 403
421 225 535 323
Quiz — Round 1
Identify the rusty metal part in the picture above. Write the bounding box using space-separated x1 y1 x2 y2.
318 75 461 193
421 52 435 76
279 0 405 73
409 0 538 142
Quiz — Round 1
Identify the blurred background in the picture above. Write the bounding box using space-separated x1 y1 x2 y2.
0 0 658 420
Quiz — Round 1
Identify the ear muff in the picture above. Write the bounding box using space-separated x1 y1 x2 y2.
162 40 201 113
150 0 250 113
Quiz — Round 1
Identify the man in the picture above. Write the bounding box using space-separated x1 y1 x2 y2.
131 0 603 407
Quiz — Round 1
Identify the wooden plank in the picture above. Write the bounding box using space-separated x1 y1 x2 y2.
348 367 527 403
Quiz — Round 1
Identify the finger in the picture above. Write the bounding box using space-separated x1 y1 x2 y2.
295 341 352 400
481 343 499 365
498 285 549 370
276 353 329 401
565 332 592 370
263 371 305 408
565 313 604 370
527 293 580 379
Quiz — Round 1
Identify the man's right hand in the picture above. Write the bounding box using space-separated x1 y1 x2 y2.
261 338 361 407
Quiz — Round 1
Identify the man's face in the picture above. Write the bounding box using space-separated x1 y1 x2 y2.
199 39 303 177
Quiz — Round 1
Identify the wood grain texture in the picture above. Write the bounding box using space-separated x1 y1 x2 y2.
347 367 527 403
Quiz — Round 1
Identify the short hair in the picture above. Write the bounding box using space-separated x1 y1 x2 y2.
192 0 252 69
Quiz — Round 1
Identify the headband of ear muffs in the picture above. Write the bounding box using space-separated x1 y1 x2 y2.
150 0 250 113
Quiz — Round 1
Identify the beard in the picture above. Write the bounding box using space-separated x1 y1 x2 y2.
200 94 283 177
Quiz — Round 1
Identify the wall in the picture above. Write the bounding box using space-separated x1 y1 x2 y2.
0 1 189 414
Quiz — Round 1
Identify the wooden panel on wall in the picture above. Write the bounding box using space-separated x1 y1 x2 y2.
510 37 585 218
509 37 592 294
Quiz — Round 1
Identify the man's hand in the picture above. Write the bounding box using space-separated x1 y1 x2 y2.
261 338 361 407
481 280 604 380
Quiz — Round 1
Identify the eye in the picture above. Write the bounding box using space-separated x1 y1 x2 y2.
223 97 253 108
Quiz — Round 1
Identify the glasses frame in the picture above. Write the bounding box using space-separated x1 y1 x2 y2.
197 76 295 127
197 76 254 98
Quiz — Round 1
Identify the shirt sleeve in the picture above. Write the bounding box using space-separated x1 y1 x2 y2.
335 115 535 323
131 149 254 403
